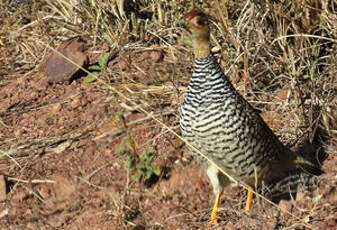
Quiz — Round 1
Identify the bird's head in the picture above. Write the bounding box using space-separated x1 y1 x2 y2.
182 10 211 58
182 9 210 41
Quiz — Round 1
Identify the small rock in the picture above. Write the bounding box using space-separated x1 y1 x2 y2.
103 149 113 156
80 97 88 107
150 51 164 63
50 103 62 114
39 37 88 83
195 180 205 189
0 175 7 202
30 91 38 98
71 98 81 109
211 46 221 53
0 208 8 219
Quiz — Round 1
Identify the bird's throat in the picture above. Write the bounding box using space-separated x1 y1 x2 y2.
193 38 211 59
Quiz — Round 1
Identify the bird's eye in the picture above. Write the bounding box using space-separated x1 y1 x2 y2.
197 17 208 26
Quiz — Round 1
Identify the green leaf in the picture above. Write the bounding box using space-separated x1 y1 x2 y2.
123 166 130 172
98 53 110 68
115 146 125 154
136 162 144 169
133 171 141 181
127 155 133 169
125 141 133 152
146 170 152 179
302 74 310 79
88 65 102 71
145 146 154 155
145 163 152 170
183 38 193 47
139 153 146 160
83 72 99 83
217 22 227 36
153 167 160 176
146 155 155 165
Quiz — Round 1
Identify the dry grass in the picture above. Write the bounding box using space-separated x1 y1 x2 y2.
0 0 336 229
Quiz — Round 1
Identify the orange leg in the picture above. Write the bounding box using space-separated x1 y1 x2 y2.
245 187 253 212
206 190 223 227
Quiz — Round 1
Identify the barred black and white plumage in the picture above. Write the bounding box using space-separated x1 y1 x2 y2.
179 9 322 225
180 53 294 187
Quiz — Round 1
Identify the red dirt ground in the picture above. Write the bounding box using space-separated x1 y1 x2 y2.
0 48 336 230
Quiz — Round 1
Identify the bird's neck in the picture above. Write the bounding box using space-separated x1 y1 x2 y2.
191 53 237 98
193 38 211 59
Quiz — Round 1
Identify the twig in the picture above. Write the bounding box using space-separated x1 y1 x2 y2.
7 177 56 184
0 119 13 129
273 34 337 44
0 149 21 168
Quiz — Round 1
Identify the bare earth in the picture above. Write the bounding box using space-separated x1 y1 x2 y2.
1 1 337 229
1 49 336 229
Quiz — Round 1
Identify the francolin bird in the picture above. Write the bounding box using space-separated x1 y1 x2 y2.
179 9 321 225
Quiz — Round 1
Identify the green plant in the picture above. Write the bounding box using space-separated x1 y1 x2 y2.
113 102 160 183
132 146 160 181
83 52 109 83
117 139 160 182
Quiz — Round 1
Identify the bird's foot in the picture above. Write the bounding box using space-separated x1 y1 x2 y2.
244 187 253 213
206 207 220 227
205 190 223 227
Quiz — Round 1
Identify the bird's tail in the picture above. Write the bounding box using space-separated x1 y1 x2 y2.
261 171 317 202
262 141 325 202
263 142 324 202
293 141 324 176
